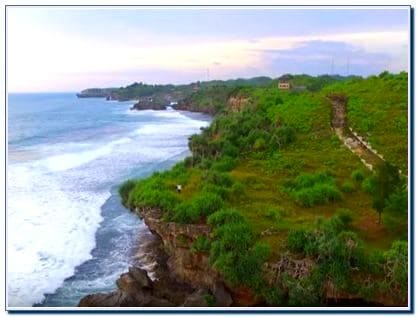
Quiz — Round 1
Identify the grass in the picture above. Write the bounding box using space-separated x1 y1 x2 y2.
226 98 401 255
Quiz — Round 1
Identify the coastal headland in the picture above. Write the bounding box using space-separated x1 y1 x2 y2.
78 73 408 307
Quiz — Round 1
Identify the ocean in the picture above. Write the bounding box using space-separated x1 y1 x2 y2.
7 93 210 307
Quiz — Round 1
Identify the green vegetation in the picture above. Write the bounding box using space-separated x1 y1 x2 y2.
118 179 136 208
117 82 175 100
283 171 342 207
191 236 211 253
285 214 408 305
323 71 408 172
209 209 271 287
370 162 403 224
351 169 365 182
173 192 224 223
178 85 237 114
287 214 364 295
119 72 408 306
341 180 355 193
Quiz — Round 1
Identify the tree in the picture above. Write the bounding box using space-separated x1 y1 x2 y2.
372 162 401 224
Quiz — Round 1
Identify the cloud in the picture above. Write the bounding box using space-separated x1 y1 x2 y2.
257 40 392 76
7 12 408 92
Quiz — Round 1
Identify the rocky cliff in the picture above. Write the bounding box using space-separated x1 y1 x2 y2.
227 96 251 112
173 100 217 115
136 207 218 287
78 207 234 307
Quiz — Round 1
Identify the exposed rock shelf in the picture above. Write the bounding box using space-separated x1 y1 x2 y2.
130 100 167 111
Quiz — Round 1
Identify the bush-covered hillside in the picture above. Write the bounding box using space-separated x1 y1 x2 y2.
120 72 408 306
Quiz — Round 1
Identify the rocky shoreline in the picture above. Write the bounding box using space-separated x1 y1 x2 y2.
78 207 234 307
129 99 167 111
77 89 216 115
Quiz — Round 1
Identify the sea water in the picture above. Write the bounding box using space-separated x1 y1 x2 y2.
7 93 210 307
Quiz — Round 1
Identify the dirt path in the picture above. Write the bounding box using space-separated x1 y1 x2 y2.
328 95 384 171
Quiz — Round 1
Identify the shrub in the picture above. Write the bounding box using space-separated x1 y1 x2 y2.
198 158 213 170
127 175 180 212
194 192 224 216
335 208 354 226
173 201 201 223
290 182 341 207
330 134 340 147
272 126 296 148
173 192 224 223
287 228 309 253
237 242 271 287
351 169 365 182
209 215 270 286
183 156 193 167
383 187 408 238
191 236 211 253
287 215 365 291
201 183 228 198
207 208 245 226
156 191 180 211
262 287 285 306
118 179 136 208
284 272 322 306
222 141 239 158
288 171 333 188
212 156 236 172
253 137 267 150
321 214 345 235
384 187 408 214
210 221 269 285
211 222 254 260
341 180 355 193
361 177 376 194
203 294 216 306
264 208 282 221
203 171 233 187
371 162 402 223
169 161 188 178
382 240 408 298
229 181 245 198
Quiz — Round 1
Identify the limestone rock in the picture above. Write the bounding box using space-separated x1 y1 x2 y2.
212 281 233 307
116 273 142 293
128 266 153 289
130 99 166 111
183 289 211 307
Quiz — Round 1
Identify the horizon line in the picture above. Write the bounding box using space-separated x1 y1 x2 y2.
7 70 408 94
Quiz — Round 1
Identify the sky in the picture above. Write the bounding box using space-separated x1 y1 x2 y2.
7 7 410 92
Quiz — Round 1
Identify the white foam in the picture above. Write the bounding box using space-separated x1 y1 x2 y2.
7 163 109 307
37 137 132 172
134 120 208 137
7 107 211 307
